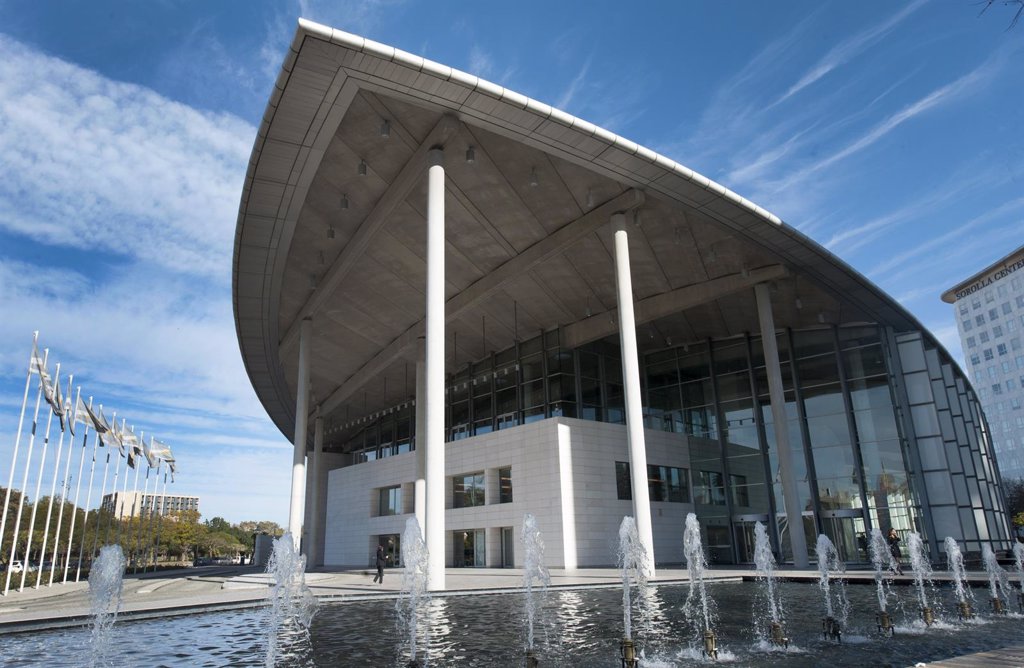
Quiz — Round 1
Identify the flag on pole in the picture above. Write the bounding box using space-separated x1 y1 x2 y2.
82 401 108 434
102 421 124 453
142 438 160 468
149 438 173 463
94 406 112 434
167 459 177 483
30 341 45 376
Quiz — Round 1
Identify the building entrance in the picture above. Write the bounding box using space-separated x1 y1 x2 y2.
820 509 868 564
732 514 770 563
500 527 514 567
454 529 485 567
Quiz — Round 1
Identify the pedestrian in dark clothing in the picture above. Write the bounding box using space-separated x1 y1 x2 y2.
887 528 903 575
373 545 386 584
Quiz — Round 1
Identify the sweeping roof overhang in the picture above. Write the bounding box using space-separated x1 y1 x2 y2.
233 19 946 450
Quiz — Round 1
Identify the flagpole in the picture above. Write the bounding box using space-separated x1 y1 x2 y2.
0 331 39 590
151 467 170 573
19 363 60 591
111 424 134 548
143 460 161 572
64 395 92 584
118 430 142 556
50 384 81 586
3 348 49 597
37 373 72 589
95 414 119 552
75 404 103 582
133 440 153 574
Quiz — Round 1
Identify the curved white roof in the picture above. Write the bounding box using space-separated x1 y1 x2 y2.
234 19 942 446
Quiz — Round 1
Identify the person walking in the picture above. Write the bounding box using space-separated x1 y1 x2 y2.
887 528 903 576
372 544 386 584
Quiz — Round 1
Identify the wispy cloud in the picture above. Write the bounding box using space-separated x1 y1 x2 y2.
0 35 292 524
774 0 927 105
555 57 591 111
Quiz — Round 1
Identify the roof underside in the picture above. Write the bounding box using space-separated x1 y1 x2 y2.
234 20 934 453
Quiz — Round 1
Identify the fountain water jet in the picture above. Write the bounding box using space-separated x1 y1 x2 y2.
981 544 1012 615
868 528 896 635
264 533 317 668
1013 542 1024 613
752 521 788 647
521 513 550 667
398 517 430 667
815 534 848 642
944 537 975 621
683 513 719 659
616 516 650 667
88 544 126 667
906 532 937 626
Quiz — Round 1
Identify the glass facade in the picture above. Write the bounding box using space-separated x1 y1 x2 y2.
338 323 1010 562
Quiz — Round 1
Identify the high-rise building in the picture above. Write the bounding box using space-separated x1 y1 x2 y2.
942 245 1024 482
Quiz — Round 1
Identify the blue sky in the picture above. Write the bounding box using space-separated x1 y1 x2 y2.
1 1 1022 524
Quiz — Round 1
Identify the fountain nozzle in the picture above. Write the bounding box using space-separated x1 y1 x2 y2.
957 600 974 620
990 597 1005 615
875 610 895 637
525 649 539 667
822 616 842 642
768 621 789 648
702 629 719 660
619 638 639 668
921 606 935 626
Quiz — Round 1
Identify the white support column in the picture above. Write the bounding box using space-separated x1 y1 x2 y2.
308 413 324 567
754 283 810 568
414 337 427 537
612 213 656 576
425 148 446 591
289 317 312 552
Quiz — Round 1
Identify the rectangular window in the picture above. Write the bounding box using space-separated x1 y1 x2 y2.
998 285 1008 297
976 315 985 327
499 466 513 503
959 304 969 316
970 354 980 366
1009 320 1018 332
962 320 973 331
1004 361 1012 373
616 462 689 502
984 349 994 361
994 326 1004 338
1017 295 1024 308
980 332 990 343
989 308 999 321
697 470 727 506
453 472 485 508
993 384 1003 395
1007 378 1017 392
998 343 1008 356
378 486 401 516
1002 302 1012 315
729 473 750 507
967 336 976 347
972 298 981 310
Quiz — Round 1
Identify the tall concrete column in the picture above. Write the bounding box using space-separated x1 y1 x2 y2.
308 413 324 567
289 317 313 551
612 213 656 576
425 148 446 591
754 283 809 567
414 337 427 537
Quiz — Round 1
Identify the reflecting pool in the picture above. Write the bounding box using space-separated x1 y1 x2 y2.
2 581 1021 666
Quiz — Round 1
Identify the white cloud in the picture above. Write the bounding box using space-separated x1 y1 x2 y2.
0 34 252 280
0 35 292 525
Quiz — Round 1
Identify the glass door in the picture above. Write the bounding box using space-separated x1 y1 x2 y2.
501 527 514 567
473 529 486 567
732 514 769 563
820 509 868 564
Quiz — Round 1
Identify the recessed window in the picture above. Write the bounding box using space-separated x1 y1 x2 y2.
453 472 485 508
378 486 401 516
696 470 727 506
499 466 513 503
615 461 689 502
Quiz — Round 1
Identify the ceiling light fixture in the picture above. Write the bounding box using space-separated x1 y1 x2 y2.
327 225 336 239
818 312 826 324
379 119 390 138
795 297 803 310
340 194 349 210
358 159 368 176
465 146 476 164
318 251 325 265
586 188 595 209
308 273 318 290
529 167 539 187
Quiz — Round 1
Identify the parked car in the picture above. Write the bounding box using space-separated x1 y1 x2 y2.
9 560 24 573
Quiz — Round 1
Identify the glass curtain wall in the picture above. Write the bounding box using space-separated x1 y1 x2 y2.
337 323 1009 559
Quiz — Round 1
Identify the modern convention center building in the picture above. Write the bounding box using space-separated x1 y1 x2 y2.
233 20 1012 585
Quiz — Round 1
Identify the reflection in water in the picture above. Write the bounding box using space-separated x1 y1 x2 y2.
5 581 1024 666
